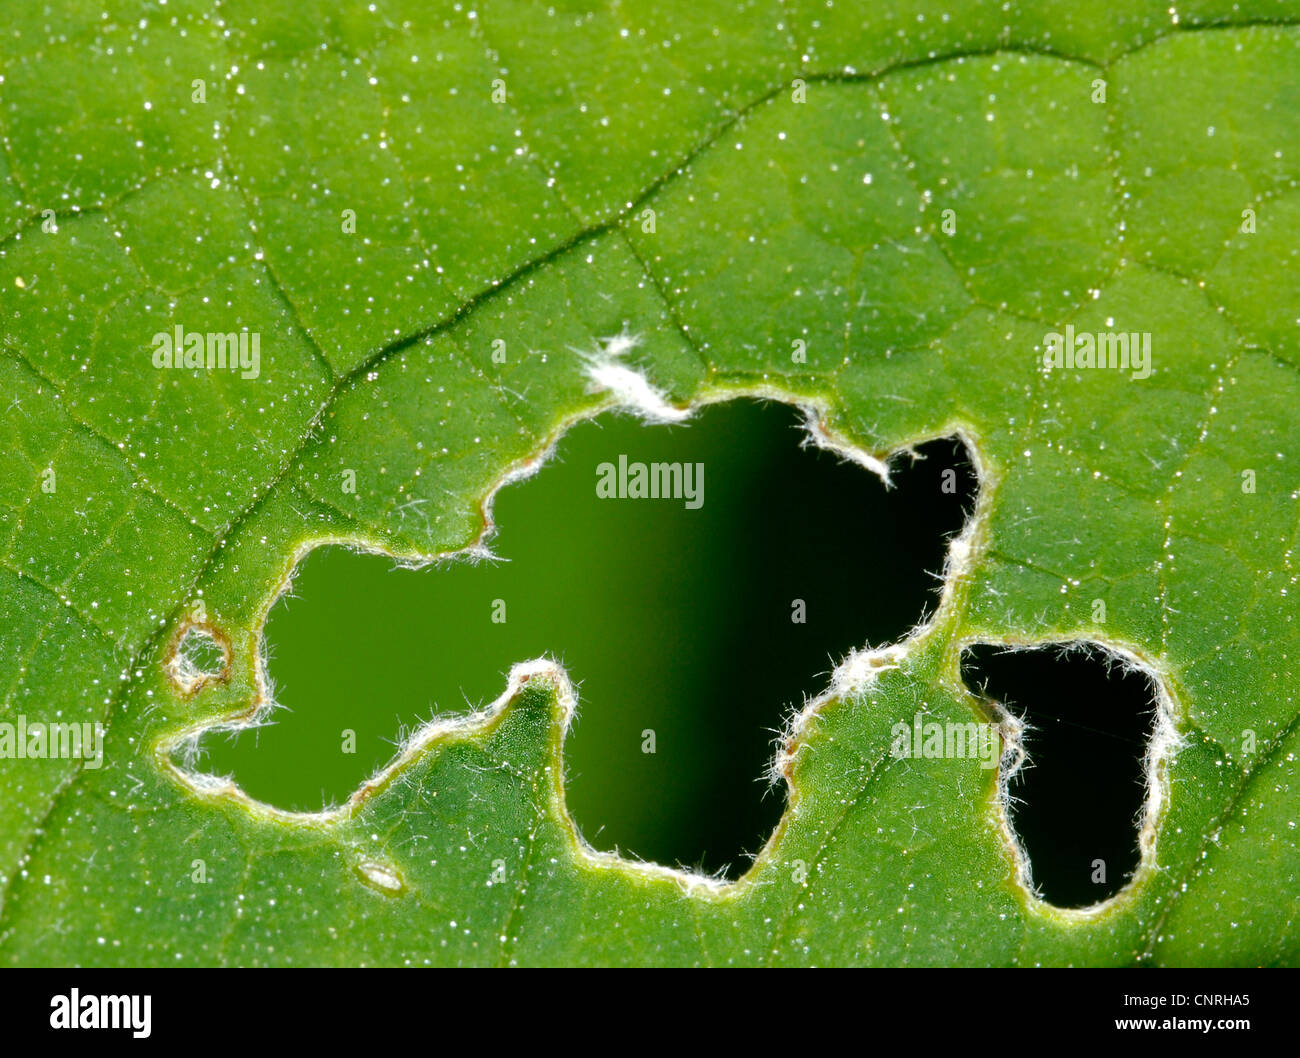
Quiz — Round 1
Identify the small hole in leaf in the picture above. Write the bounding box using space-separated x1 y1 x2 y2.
166 625 230 696
960 644 1159 907
201 399 977 878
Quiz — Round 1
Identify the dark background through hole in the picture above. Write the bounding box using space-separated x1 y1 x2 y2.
960 645 1158 907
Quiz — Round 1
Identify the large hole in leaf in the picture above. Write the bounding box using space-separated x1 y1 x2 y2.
203 399 977 877
960 644 1160 907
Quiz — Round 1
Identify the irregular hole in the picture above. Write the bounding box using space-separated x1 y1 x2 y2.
200 399 977 877
960 643 1160 908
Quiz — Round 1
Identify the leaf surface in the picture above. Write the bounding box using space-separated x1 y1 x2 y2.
1 0 1297 966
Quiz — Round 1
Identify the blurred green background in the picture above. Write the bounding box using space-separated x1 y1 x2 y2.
204 399 973 875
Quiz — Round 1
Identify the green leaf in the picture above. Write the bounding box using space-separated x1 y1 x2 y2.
2 0 1297 967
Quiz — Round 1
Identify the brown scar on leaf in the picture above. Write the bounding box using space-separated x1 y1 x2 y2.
163 620 233 698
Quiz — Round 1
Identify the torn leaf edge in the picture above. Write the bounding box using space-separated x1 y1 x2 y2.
156 366 1181 918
